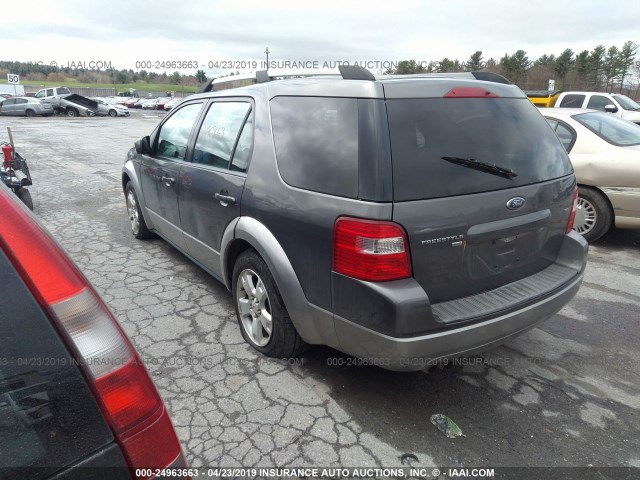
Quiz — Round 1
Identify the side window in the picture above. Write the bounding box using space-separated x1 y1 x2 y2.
559 94 585 108
586 95 611 111
46 89 54 96
35 91 45 99
545 119 558 130
270 96 358 198
554 122 576 152
15 99 28 105
155 103 203 161
3 99 16 106
231 115 253 173
192 102 251 169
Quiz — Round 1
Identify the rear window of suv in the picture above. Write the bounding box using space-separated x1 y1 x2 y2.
387 98 573 201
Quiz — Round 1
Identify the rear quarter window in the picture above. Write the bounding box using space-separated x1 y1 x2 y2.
558 94 585 108
388 98 573 201
270 96 358 198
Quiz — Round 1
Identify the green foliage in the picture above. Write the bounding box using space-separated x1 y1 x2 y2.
465 51 484 72
195 69 207 83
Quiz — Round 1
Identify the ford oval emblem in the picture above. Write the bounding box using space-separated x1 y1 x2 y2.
506 197 526 210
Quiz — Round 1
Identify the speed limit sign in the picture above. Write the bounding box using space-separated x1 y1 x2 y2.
7 74 19 84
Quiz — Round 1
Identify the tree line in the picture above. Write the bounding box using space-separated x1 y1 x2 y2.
385 41 639 97
0 61 208 87
2 41 638 97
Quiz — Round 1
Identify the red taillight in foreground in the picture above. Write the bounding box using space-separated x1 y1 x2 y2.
333 217 411 282
0 186 185 479
566 187 579 233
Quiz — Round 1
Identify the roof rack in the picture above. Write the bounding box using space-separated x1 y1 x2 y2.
196 67 510 93
198 65 376 92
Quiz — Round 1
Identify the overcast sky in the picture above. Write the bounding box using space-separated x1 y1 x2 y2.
3 0 639 76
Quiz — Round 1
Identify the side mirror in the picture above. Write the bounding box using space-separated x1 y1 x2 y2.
604 104 618 113
134 136 151 155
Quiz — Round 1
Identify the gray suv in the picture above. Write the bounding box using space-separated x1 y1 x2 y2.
122 67 588 371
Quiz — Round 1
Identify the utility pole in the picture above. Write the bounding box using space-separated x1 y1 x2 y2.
265 47 270 70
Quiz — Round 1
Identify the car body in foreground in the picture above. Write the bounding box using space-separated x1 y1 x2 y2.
0 97 54 117
122 68 587 371
544 108 640 242
0 183 187 479
92 98 131 117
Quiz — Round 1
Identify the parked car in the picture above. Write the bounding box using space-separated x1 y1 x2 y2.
124 97 140 108
554 91 640 124
0 182 187 478
0 97 54 117
141 98 160 110
155 97 172 110
134 98 146 109
164 98 181 111
92 97 130 117
0 93 13 100
122 67 587 371
544 108 640 242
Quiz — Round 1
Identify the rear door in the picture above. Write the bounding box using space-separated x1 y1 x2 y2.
14 98 29 115
387 95 575 303
139 101 204 250
179 99 253 278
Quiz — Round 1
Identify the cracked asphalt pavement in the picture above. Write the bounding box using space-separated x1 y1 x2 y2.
2 112 639 472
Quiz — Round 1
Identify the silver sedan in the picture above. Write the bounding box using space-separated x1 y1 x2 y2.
0 97 54 117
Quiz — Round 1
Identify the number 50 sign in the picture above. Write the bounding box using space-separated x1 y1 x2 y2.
7 74 20 84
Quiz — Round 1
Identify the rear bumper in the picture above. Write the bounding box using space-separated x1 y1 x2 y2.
333 231 588 371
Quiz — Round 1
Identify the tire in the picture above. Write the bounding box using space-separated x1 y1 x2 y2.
125 182 153 239
17 188 33 211
232 249 307 358
25 109 35 118
108 109 118 117
573 186 613 242
66 108 78 117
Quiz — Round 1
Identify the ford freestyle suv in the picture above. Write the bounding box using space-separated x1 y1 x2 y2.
122 67 588 371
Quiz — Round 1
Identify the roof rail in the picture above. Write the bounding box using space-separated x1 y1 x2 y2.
199 65 377 92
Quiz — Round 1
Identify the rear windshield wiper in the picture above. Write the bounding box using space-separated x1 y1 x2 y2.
441 156 517 179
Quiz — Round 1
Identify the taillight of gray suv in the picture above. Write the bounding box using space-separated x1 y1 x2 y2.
123 67 588 371
0 183 187 479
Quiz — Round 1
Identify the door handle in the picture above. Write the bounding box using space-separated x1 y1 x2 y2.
161 176 175 187
215 193 236 207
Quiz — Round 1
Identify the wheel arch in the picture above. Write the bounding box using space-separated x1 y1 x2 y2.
122 160 155 230
578 183 615 219
221 216 337 346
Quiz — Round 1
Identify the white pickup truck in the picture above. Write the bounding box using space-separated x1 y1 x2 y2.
34 87 98 117
554 91 640 124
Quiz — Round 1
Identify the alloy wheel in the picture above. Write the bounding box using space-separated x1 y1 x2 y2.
236 269 272 347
